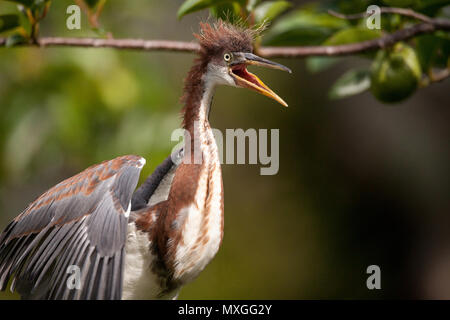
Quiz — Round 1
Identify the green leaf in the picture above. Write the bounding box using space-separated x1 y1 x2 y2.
415 0 450 16
210 2 241 22
254 1 291 24
0 14 20 33
319 27 382 60
381 0 418 8
416 35 440 71
332 0 373 15
5 33 27 47
246 0 260 12
416 33 450 71
306 56 340 73
329 69 371 99
323 27 381 45
263 8 349 46
177 0 243 19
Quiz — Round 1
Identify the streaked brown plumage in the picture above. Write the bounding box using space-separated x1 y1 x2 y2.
0 20 290 299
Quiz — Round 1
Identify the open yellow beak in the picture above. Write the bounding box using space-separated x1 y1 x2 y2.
229 52 291 107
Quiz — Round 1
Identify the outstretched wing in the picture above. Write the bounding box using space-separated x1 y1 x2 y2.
0 155 145 300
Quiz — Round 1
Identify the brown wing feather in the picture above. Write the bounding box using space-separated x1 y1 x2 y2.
0 155 144 300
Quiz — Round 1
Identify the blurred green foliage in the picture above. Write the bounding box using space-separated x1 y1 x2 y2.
0 0 449 300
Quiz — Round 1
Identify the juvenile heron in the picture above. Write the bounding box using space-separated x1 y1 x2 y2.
0 21 291 300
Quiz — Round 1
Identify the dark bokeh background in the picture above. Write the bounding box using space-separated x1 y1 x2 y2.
1 0 449 299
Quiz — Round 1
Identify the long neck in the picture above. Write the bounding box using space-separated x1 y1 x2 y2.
168 63 223 285
182 61 215 130
181 62 218 162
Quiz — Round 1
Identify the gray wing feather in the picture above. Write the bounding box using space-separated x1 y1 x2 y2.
0 155 144 300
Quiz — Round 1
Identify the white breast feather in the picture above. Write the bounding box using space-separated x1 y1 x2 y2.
123 223 159 300
123 223 179 300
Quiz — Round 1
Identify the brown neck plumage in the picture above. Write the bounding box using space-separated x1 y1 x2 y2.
181 58 209 132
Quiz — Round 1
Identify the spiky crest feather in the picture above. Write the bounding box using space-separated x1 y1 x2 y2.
181 20 261 129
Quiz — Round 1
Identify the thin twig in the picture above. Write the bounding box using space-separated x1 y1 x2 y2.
328 7 432 23
258 22 448 58
0 37 201 53
0 12 449 58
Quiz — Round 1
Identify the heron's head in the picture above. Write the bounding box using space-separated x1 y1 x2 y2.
194 21 291 107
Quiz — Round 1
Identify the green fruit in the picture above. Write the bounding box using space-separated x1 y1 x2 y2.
370 43 422 103
382 0 417 7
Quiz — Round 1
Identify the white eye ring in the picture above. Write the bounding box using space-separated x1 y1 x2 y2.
224 53 232 62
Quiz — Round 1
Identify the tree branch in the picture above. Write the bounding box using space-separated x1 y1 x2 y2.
0 11 448 59
0 37 201 53
259 22 449 58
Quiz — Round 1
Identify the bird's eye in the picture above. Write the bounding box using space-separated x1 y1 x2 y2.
223 53 232 62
